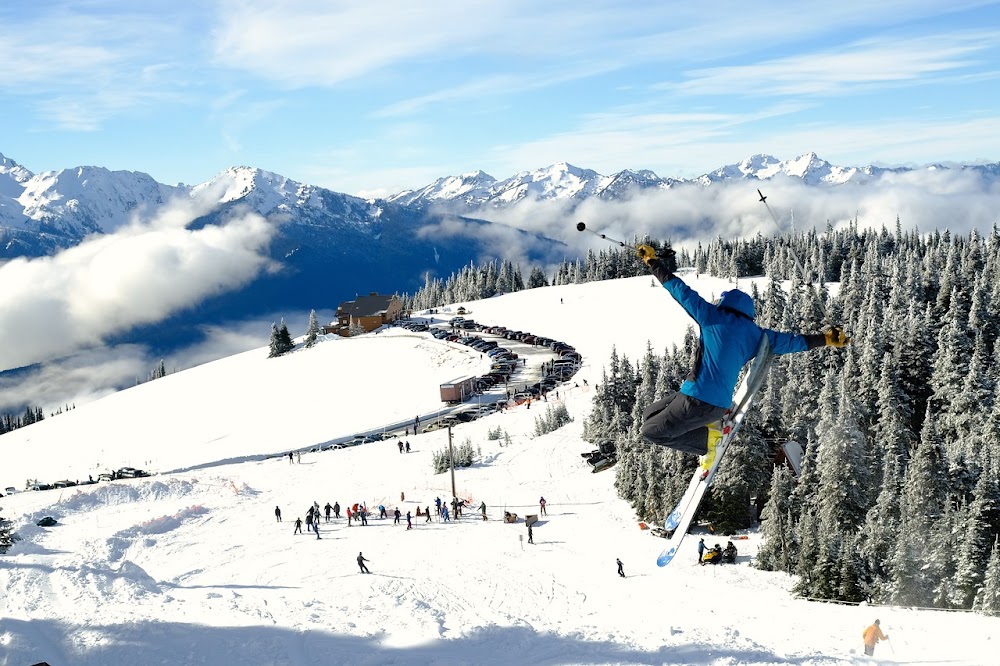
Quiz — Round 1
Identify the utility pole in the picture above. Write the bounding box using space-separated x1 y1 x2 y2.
447 425 457 503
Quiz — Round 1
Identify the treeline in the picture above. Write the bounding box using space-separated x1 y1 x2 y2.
584 222 1000 614
404 242 686 311
0 406 45 435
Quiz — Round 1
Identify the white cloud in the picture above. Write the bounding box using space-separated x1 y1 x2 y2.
475 171 1000 262
0 197 278 373
665 31 1000 97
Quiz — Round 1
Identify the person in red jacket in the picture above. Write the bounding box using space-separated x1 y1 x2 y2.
862 619 888 656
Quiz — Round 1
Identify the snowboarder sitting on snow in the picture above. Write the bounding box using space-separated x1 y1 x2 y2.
634 243 849 469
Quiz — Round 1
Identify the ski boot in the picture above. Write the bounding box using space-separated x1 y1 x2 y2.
699 422 723 472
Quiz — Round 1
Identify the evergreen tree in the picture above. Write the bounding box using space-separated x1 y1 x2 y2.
974 540 1000 615
527 266 549 289
278 319 294 353
756 464 797 573
0 503 12 554
304 309 320 348
267 322 281 358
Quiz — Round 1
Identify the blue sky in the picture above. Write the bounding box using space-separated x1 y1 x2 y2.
3 0 1000 196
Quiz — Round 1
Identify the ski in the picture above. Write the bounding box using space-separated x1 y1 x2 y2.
656 336 774 567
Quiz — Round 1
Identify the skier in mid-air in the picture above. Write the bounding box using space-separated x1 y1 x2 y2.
634 243 849 468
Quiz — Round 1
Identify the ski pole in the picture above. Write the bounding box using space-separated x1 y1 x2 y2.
756 189 809 282
756 189 838 326
576 222 636 251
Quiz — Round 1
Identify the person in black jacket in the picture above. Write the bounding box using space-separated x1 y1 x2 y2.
357 552 371 574
274 506 282 522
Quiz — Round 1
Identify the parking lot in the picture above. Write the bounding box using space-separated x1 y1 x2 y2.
302 317 582 451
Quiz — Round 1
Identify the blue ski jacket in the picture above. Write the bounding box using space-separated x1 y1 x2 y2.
662 277 810 409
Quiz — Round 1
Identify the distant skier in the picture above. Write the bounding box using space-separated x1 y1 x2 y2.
406 511 412 530
398 440 404 453
539 497 547 515
394 508 401 525
425 506 431 522
333 501 340 519
357 552 371 574
293 517 303 534
274 506 282 522
527 524 534 544
324 503 332 522
479 501 487 521
634 243 849 469
863 619 889 657
405 441 411 453
617 558 625 578
288 452 294 464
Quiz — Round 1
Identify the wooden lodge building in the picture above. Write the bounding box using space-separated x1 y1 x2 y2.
325 293 403 336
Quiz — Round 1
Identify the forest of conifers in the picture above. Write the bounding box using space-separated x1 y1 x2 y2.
583 222 1000 614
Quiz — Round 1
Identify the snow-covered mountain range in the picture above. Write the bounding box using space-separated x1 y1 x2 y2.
387 152 1000 212
6 150 1000 255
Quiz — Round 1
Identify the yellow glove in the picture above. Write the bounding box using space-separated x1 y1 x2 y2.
824 327 850 347
636 244 657 266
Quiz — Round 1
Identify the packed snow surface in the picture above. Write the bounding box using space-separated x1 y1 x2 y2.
1 274 995 665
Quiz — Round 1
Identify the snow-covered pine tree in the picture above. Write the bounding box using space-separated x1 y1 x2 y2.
527 266 548 288
277 319 294 353
952 463 1000 608
630 344 664 521
756 464 797 574
837 531 868 603
857 354 911 601
304 309 320 348
267 322 281 358
0 505 12 554
973 539 1000 615
890 408 949 606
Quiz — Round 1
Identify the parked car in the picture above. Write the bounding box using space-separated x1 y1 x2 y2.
421 421 449 433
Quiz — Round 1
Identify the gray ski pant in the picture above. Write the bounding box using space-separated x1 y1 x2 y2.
640 392 727 455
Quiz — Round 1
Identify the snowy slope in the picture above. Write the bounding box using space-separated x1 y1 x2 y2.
0 275 996 666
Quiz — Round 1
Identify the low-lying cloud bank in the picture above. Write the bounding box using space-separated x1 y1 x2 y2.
475 170 1000 256
0 196 278 374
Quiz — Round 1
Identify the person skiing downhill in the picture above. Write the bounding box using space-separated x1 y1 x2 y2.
634 243 850 468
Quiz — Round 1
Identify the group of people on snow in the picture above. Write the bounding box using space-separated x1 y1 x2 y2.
697 538 738 565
